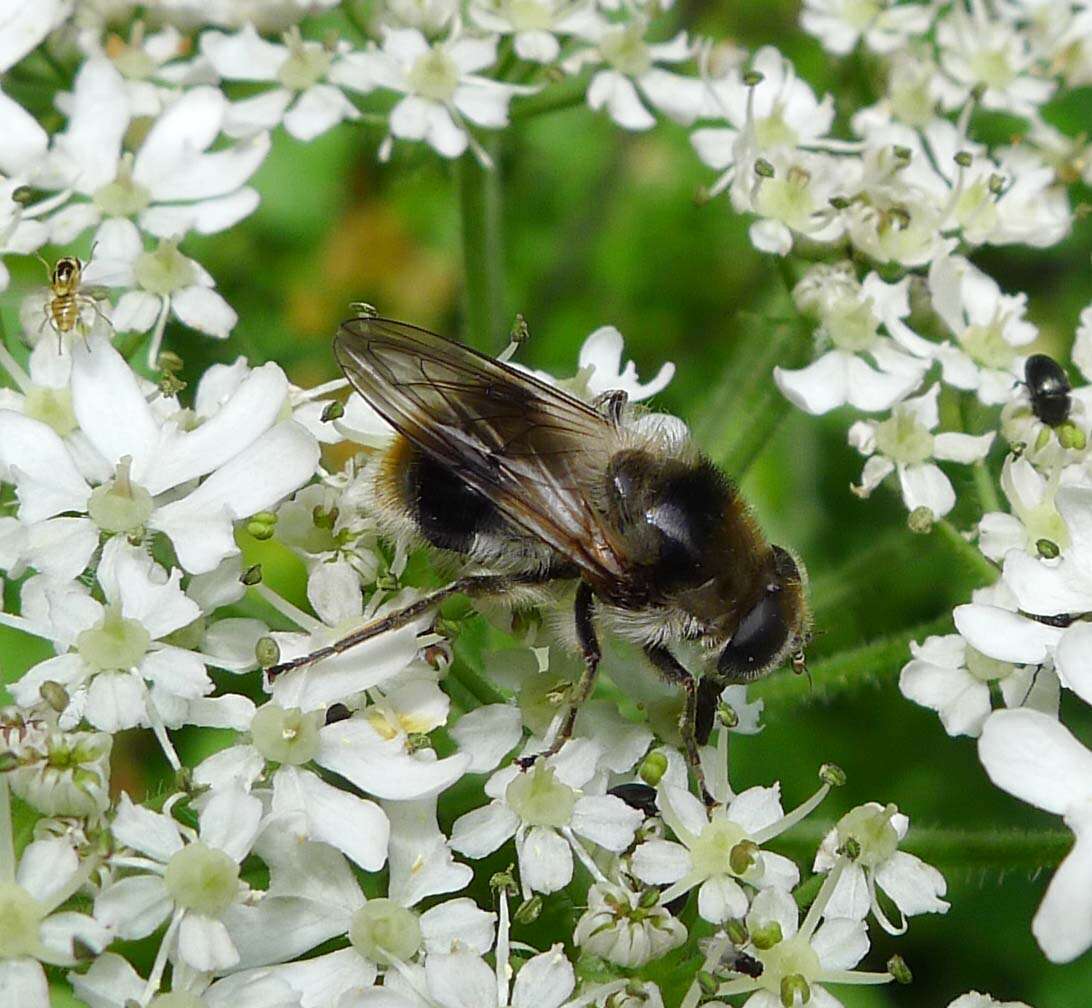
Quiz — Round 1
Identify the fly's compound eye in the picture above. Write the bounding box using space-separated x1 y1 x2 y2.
718 588 789 683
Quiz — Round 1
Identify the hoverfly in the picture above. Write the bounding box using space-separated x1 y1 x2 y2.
269 315 811 803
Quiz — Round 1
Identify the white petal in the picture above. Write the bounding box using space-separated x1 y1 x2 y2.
273 765 390 871
317 721 470 800
934 431 994 463
819 862 870 919
773 353 850 415
224 896 350 969
696 875 748 923
511 947 575 1008
177 912 240 971
588 71 655 130
419 897 495 955
874 851 949 916
71 339 159 470
140 188 261 237
451 703 523 773
0 412 90 521
23 517 98 580
631 839 691 885
0 89 46 174
50 60 129 192
0 959 47 1008
69 953 145 1008
0 0 67 72
727 785 784 834
16 837 78 905
385 797 473 906
172 284 237 339
979 708 1092 814
517 825 573 893
307 560 364 627
200 26 286 80
449 801 520 858
570 794 642 851
113 290 162 333
954 604 1061 664
134 86 225 187
284 85 359 141
452 83 512 128
112 792 183 860
425 949 496 1008
84 671 148 732
1032 818 1092 962
1054 622 1092 705
199 788 263 861
899 462 955 516
93 875 172 938
812 916 868 970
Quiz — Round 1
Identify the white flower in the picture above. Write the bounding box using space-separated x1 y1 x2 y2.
201 26 362 141
70 951 304 1008
900 628 1059 738
0 777 108 1008
946 994 1033 1008
8 728 112 818
708 885 883 1008
813 802 948 933
578 325 674 400
94 789 262 971
449 742 642 895
44 59 270 246
335 28 534 162
470 0 598 64
0 338 319 575
978 456 1070 562
936 5 1055 117
573 881 687 966
848 384 994 518
87 219 240 365
801 0 933 56
979 708 1092 962
692 46 834 197
631 782 807 923
0 1 70 74
568 22 706 132
223 820 485 994
8 541 251 742
774 267 929 415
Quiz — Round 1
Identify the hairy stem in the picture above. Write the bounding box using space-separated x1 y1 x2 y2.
753 613 954 706
455 139 506 349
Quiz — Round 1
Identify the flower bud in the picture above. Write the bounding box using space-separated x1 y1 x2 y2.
1058 420 1086 450
780 974 810 1007
515 895 543 923
725 917 749 946
1036 538 1060 559
888 954 912 983
750 921 782 950
39 681 70 713
697 971 719 997
639 751 668 786
255 636 280 668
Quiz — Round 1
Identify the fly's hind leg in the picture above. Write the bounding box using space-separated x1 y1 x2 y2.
266 569 564 680
644 645 717 809
517 581 600 768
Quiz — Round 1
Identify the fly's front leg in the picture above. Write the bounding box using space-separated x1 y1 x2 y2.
266 571 559 680
517 581 600 768
644 645 716 809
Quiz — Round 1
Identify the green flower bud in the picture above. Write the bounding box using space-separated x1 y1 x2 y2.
255 636 280 668
751 921 783 950
321 400 345 422
780 974 810 1007
639 751 668 786
1036 538 1060 559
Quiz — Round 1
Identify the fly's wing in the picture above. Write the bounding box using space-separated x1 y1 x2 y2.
334 316 629 584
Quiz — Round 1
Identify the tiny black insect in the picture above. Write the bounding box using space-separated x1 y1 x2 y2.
1025 353 1071 427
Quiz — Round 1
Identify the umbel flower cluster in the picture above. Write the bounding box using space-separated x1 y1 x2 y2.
0 0 1088 1006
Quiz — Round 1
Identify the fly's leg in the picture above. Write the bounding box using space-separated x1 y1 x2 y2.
517 582 599 768
644 645 717 809
266 570 563 680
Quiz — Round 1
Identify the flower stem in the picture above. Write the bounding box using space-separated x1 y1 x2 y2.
691 311 811 478
455 141 506 349
510 73 590 122
0 776 14 883
752 613 954 706
973 459 1002 514
934 518 999 587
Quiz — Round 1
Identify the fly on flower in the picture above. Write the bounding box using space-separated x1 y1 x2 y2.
22 253 111 349
268 315 812 803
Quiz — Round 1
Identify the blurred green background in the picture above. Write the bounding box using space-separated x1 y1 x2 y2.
4 1 1092 1005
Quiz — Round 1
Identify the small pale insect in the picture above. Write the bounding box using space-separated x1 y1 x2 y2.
27 255 111 348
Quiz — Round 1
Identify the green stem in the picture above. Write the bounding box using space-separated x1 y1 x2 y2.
691 310 812 479
448 656 507 707
753 613 954 706
510 72 590 122
342 0 371 41
793 872 823 909
454 140 506 349
973 459 1002 515
934 518 999 587
0 776 14 883
774 820 1072 872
